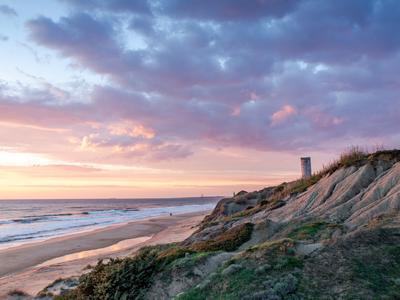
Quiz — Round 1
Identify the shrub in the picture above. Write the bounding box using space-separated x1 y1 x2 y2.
54 242 222 300
55 246 165 300
318 146 368 176
156 246 195 266
190 223 254 252
287 222 329 240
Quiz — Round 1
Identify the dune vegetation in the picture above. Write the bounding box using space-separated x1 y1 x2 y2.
34 148 400 300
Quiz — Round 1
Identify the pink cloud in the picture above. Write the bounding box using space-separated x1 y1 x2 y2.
108 121 155 139
270 105 297 126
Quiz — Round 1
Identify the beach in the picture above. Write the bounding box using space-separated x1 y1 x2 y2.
0 211 208 298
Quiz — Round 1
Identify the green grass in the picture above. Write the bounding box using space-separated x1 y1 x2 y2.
250 238 303 271
176 268 261 300
177 239 304 300
274 256 304 270
351 245 400 297
245 238 295 254
241 238 303 271
157 246 196 265
190 223 254 252
287 221 329 240
163 251 214 276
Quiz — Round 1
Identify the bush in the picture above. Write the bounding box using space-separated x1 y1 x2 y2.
157 246 195 266
54 240 232 300
287 221 329 240
319 146 368 176
55 246 165 300
190 223 254 252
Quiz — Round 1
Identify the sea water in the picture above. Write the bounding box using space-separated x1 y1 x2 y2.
0 197 219 249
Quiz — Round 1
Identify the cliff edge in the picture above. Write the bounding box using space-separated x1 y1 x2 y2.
35 149 400 300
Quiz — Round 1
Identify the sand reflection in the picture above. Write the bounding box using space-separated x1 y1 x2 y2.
38 236 152 267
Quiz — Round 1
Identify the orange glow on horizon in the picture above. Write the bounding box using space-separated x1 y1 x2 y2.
0 147 331 200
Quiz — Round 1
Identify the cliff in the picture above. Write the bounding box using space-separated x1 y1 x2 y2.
40 149 400 299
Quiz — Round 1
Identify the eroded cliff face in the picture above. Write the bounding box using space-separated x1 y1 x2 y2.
165 150 400 299
267 160 400 227
192 150 400 242
44 150 400 300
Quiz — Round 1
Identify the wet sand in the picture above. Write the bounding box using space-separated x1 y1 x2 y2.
0 211 207 297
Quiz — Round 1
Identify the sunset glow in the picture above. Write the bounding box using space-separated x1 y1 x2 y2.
0 0 398 199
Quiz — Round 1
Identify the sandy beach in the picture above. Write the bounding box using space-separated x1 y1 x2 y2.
0 211 208 298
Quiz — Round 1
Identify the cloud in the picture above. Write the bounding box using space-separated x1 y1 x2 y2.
2 0 398 164
0 99 80 129
271 105 297 126
61 0 152 15
111 142 193 161
79 133 192 161
27 14 120 72
108 121 155 139
160 0 299 21
0 5 17 16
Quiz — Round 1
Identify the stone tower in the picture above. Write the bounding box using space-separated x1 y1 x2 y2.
301 157 312 179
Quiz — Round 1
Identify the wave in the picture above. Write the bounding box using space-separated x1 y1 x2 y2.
0 202 217 248
0 221 102 244
12 217 45 224
10 213 74 224
24 213 74 218
84 208 140 215
1 209 141 225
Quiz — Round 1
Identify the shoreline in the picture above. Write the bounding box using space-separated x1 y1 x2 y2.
0 200 219 251
0 211 208 297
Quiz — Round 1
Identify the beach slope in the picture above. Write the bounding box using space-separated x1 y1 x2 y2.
0 212 207 297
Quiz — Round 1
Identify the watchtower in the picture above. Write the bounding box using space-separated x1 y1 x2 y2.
301 157 312 179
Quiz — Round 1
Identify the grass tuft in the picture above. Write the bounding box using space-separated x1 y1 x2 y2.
190 223 254 252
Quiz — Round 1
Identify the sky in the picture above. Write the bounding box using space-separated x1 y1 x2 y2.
0 0 399 199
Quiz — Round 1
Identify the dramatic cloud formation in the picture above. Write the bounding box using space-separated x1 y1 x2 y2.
22 0 399 155
0 0 399 197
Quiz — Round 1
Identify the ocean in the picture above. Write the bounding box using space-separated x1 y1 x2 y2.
0 197 220 249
